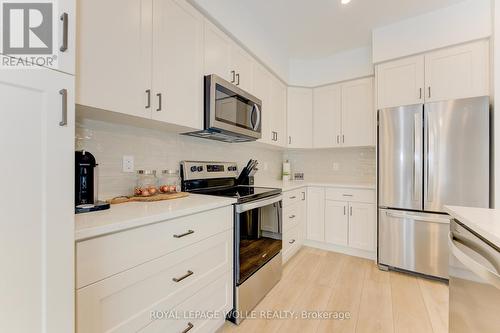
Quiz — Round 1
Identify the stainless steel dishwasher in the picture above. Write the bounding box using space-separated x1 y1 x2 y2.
449 219 500 332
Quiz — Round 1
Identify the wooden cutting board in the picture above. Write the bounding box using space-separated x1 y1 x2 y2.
107 192 189 205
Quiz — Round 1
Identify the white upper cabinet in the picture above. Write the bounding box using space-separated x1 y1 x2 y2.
342 77 374 147
151 0 204 130
313 84 342 148
252 63 273 144
231 45 254 93
77 0 153 119
376 55 425 109
203 20 232 82
287 87 313 148
376 40 490 109
424 39 489 103
270 77 287 147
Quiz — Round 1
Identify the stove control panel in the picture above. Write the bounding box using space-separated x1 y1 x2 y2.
181 161 238 180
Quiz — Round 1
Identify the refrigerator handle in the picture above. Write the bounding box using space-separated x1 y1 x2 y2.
413 112 419 201
427 111 433 203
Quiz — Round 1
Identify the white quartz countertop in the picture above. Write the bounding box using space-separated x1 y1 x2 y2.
445 206 500 248
75 194 236 241
255 180 376 191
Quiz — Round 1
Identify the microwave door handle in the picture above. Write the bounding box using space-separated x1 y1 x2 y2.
253 105 261 131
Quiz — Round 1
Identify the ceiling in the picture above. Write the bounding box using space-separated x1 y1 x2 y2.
192 0 467 60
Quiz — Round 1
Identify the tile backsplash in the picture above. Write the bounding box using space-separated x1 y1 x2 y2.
76 118 376 199
284 148 376 184
76 118 284 199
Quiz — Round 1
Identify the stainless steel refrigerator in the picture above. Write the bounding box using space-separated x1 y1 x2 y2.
377 96 490 279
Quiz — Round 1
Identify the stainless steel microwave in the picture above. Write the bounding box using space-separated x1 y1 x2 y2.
185 74 262 142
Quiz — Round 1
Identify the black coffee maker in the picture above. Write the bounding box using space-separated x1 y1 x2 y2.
75 150 110 214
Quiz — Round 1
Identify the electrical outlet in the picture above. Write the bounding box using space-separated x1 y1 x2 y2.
332 162 340 171
122 155 134 172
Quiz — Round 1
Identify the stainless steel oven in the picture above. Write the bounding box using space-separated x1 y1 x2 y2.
185 74 262 143
233 194 282 324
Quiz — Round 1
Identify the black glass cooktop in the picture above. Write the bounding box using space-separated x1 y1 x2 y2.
189 185 281 203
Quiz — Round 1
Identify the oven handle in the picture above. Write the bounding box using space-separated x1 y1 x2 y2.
235 194 283 213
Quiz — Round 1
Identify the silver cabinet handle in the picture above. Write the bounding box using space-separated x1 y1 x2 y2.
156 93 162 111
342 194 353 197
289 239 296 244
288 136 292 145
59 89 67 126
145 89 151 109
289 196 296 199
342 135 345 143
350 206 352 216
60 13 68 52
289 215 296 219
343 206 346 215
181 322 194 333
336 135 340 144
419 88 422 99
173 230 194 238
172 270 194 283
428 87 431 98
236 73 240 86
301 192 306 200
230 70 235 83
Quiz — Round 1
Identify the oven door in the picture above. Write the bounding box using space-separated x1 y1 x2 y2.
206 74 262 140
235 195 282 285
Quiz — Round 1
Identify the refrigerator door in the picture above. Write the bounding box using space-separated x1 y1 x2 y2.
378 104 423 210
424 97 490 213
378 208 450 279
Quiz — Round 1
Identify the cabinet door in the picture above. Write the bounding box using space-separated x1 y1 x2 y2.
203 20 232 82
152 0 203 130
268 76 288 147
324 201 348 246
425 39 489 102
77 0 152 118
287 87 313 148
348 202 376 251
1 0 75 74
313 84 342 148
231 44 253 92
0 59 74 333
376 55 424 109
306 187 325 242
342 77 375 147
252 63 273 144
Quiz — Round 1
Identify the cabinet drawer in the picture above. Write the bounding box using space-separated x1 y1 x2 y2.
77 206 232 289
140 270 232 333
283 226 300 254
325 188 375 203
76 231 232 333
283 188 306 207
283 204 301 233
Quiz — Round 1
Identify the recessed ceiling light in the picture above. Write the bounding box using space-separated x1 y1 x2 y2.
341 0 352 4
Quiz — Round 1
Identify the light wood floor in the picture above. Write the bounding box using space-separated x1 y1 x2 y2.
221 247 449 333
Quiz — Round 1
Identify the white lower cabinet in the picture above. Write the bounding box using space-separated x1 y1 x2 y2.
76 207 233 333
307 187 376 258
325 200 348 246
282 188 307 263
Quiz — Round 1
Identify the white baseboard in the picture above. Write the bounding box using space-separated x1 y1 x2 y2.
303 240 376 261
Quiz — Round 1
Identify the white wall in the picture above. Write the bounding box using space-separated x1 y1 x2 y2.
288 47 374 87
373 0 492 63
189 0 289 82
493 0 499 208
